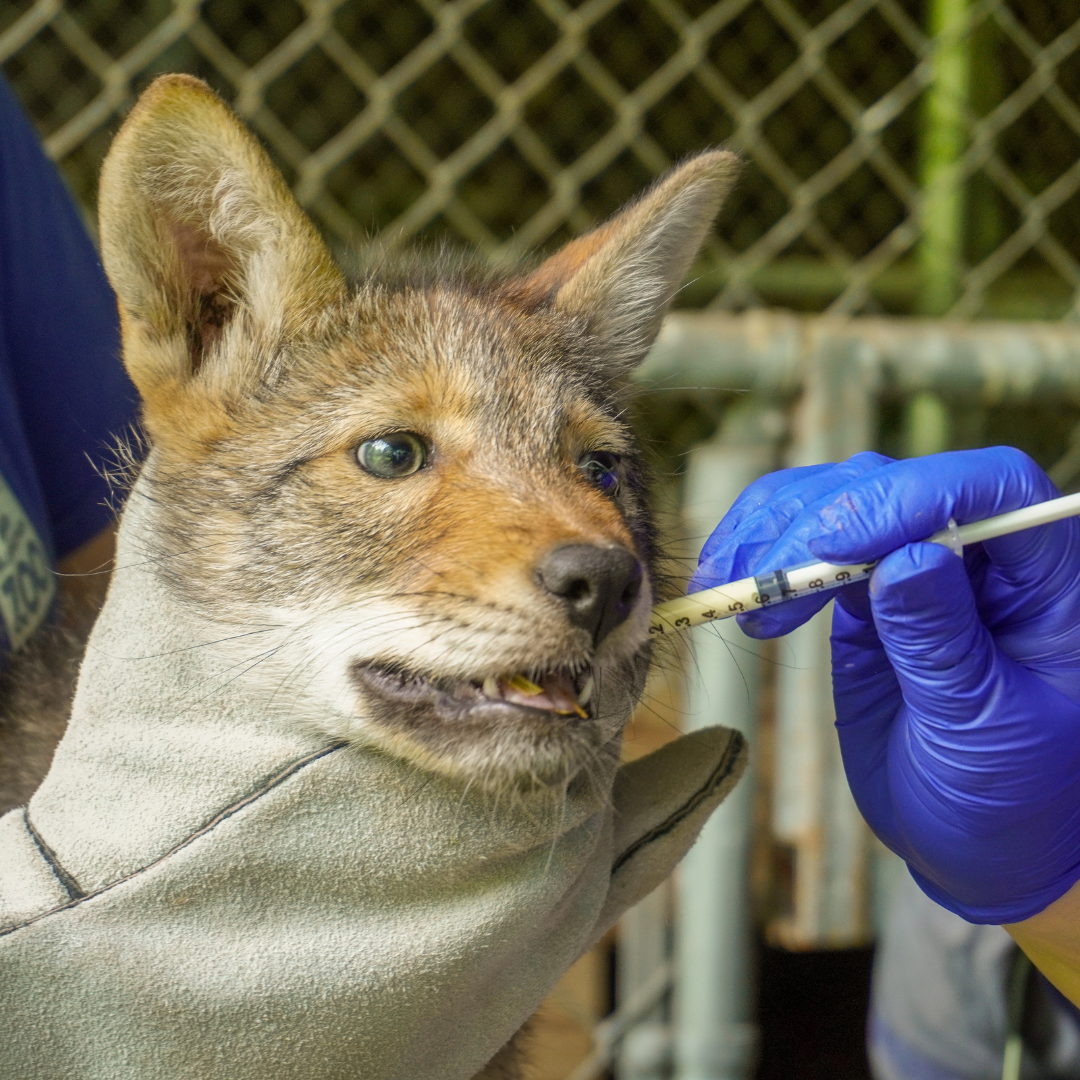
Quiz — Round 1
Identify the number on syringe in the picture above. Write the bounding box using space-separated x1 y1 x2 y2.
835 571 851 582
808 578 824 590
727 602 743 613
675 617 690 628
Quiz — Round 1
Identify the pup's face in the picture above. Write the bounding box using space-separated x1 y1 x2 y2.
146 287 654 786
99 75 738 790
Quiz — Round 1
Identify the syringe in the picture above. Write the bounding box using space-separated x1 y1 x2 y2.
649 489 1080 637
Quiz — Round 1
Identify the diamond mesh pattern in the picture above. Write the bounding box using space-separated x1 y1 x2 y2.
2 0 1078 318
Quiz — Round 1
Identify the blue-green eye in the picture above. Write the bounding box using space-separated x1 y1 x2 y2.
579 451 622 497
357 432 427 479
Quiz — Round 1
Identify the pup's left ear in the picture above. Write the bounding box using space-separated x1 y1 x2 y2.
98 74 346 427
513 150 740 376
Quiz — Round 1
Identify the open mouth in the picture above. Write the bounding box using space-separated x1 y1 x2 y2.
352 662 595 723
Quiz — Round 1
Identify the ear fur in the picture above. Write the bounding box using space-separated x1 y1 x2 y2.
514 150 740 375
98 74 344 419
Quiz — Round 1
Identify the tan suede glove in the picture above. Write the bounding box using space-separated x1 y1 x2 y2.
0 492 745 1080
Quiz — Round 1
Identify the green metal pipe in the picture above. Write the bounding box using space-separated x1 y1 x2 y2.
918 0 972 315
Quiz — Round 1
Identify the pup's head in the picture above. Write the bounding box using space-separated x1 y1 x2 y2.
99 75 738 791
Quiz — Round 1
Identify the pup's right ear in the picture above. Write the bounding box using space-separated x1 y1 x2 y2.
99 75 344 434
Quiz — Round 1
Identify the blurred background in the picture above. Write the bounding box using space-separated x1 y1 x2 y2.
4 0 1078 1076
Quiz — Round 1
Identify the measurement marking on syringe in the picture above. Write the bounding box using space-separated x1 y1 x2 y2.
649 560 880 635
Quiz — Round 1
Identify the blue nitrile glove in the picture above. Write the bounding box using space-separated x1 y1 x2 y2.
689 446 1080 924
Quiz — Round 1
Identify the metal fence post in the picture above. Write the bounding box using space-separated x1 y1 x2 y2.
618 885 672 1080
919 0 972 315
673 401 780 1080
770 326 879 948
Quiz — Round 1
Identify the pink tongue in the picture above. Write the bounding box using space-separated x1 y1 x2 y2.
500 672 581 714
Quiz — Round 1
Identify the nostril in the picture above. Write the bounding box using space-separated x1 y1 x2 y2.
563 578 591 603
535 543 643 645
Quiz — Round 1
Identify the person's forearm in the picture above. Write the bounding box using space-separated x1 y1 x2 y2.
1006 878 1080 1008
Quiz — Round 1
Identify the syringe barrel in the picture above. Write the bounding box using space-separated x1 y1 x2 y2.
778 558 879 598
648 557 879 636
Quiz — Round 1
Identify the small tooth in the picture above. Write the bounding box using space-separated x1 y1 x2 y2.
507 674 543 696
482 676 500 699
556 705 590 719
577 675 594 706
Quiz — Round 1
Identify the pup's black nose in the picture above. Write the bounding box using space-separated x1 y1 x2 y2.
536 544 643 645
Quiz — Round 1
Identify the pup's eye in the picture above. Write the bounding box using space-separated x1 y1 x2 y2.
578 451 622 497
356 432 427 479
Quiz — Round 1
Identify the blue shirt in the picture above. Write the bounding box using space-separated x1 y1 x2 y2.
0 76 136 656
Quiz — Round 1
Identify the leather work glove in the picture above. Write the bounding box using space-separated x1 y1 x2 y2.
690 446 1080 924
0 486 746 1080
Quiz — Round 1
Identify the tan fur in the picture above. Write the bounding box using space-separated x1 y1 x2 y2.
91 75 738 1078
0 602 95 816
99 74 346 450
471 1022 533 1080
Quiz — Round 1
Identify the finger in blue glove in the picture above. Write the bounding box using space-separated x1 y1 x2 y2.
689 451 891 639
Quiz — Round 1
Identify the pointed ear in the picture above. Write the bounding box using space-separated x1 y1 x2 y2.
98 74 345 417
514 150 739 375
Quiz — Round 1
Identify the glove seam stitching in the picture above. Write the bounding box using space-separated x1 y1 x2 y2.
22 808 84 900
609 731 746 876
0 740 348 939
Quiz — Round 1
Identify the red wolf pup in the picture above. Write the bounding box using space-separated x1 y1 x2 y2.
0 75 746 1080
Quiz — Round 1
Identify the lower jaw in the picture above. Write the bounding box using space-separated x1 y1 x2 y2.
351 662 592 724
349 663 616 789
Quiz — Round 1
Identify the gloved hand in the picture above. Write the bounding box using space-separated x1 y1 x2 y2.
690 446 1080 924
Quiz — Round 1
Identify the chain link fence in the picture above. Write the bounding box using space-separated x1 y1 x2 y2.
2 0 1078 319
